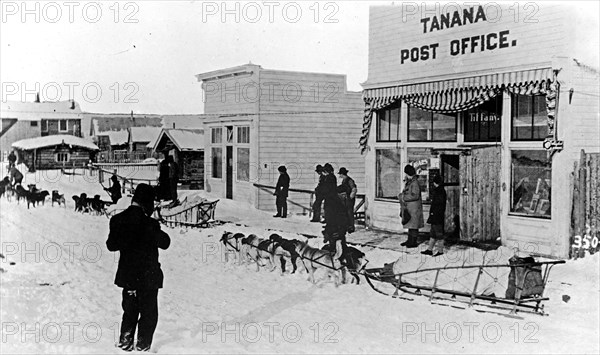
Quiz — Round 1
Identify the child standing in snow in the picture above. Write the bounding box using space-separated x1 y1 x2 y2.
422 175 447 256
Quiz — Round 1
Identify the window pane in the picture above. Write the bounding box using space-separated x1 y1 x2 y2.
59 120 67 131
237 148 249 181
375 149 402 199
408 107 430 141
211 128 222 144
211 147 222 178
432 112 456 141
407 148 431 201
237 126 250 144
512 94 531 140
390 106 400 141
510 150 551 218
532 95 549 139
442 155 460 185
377 110 390 141
464 96 502 142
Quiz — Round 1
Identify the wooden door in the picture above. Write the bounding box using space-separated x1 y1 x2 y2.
226 146 233 199
459 146 501 241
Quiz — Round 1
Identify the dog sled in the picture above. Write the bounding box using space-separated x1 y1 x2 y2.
362 257 565 318
154 196 220 228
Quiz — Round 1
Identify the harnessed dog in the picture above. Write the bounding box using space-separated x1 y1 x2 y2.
220 231 245 264
268 234 302 275
240 234 277 272
295 240 344 287
321 244 368 284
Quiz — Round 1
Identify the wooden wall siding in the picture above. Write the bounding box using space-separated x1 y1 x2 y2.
565 63 600 152
445 186 460 233
459 146 501 241
203 73 259 115
570 151 600 258
0 121 40 153
34 148 92 169
256 70 365 212
43 119 81 137
367 4 568 86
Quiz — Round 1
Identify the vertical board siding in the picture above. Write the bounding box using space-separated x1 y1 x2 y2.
570 151 600 258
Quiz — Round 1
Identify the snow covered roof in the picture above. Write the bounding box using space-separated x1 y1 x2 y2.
129 126 162 143
152 129 204 151
1 100 83 121
12 134 99 151
97 130 129 146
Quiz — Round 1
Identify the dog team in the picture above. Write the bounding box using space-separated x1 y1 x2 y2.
220 231 368 286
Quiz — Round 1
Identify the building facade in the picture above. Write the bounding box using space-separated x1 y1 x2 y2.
1 100 83 163
196 64 366 214
361 3 599 258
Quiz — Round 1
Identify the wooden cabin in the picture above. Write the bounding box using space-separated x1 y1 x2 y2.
152 128 205 189
360 3 599 258
12 134 99 170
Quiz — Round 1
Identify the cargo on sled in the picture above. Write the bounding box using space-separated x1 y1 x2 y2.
362 256 565 318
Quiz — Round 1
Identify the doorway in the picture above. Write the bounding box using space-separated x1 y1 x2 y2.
226 146 233 199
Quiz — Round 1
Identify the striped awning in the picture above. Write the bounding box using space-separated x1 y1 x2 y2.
359 68 555 154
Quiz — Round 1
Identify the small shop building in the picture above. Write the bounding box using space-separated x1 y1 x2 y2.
360 3 599 258
12 134 99 170
152 128 205 189
196 64 366 214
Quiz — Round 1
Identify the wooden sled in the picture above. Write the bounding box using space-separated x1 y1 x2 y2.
155 197 220 228
362 260 565 318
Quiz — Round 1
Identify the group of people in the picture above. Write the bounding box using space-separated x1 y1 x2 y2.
157 152 180 206
400 164 447 256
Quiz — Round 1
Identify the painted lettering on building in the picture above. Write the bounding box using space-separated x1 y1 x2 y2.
399 6 517 65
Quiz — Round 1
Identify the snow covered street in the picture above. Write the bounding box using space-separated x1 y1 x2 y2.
1 172 599 354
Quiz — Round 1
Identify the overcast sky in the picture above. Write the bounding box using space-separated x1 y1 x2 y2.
1 1 598 114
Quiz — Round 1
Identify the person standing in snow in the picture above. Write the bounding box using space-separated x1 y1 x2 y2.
321 163 349 258
104 174 122 204
336 167 357 233
9 165 23 186
422 175 447 256
167 155 179 205
399 165 424 248
158 151 171 201
310 164 326 223
106 184 170 352
273 165 290 218
7 150 17 169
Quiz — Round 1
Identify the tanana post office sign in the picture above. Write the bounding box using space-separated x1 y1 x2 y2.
366 3 572 86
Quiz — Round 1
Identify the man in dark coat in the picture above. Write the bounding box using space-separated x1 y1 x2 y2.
310 164 325 222
105 175 122 204
321 163 348 258
337 167 357 233
9 166 23 186
106 184 171 352
7 150 17 168
422 175 447 256
158 152 171 201
167 156 179 205
273 165 290 218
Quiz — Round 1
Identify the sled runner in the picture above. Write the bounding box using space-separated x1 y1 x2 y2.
362 258 565 317
155 197 220 228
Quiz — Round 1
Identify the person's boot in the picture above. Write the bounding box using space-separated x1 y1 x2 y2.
117 332 134 352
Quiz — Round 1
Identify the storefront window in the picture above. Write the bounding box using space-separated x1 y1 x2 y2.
511 94 548 140
442 155 460 186
376 102 401 142
407 148 431 201
510 150 551 218
211 147 222 178
464 96 502 142
408 107 457 141
237 148 249 181
375 149 402 199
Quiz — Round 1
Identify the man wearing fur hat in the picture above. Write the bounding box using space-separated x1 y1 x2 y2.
107 184 170 352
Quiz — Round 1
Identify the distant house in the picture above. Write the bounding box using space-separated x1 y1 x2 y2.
1 100 83 163
196 63 365 214
12 134 99 170
129 126 162 153
151 128 204 189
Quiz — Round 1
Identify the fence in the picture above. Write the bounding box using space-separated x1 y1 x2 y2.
97 150 149 163
89 163 159 195
253 183 366 223
570 150 600 258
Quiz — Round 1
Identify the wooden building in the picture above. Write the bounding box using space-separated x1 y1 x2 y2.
12 134 99 170
1 100 83 163
360 3 599 258
152 128 205 189
196 64 365 214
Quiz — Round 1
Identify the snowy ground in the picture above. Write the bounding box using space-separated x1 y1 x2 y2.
1 169 599 354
